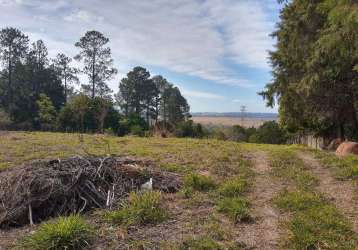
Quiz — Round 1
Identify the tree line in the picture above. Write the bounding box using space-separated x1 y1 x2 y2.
0 27 190 135
260 0 358 140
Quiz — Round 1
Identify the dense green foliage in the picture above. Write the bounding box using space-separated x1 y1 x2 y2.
260 0 358 140
19 215 94 250
0 28 190 134
214 121 287 144
117 67 190 125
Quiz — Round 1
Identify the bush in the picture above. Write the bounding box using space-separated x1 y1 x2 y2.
217 197 250 222
174 120 207 138
0 108 11 129
255 121 287 144
106 191 167 226
19 215 94 250
130 125 144 136
118 114 148 136
229 125 251 142
183 173 216 191
218 177 249 197
248 133 259 143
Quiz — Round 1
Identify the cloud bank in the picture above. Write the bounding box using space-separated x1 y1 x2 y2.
0 0 276 90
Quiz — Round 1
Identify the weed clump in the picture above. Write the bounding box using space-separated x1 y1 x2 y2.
18 215 94 250
218 177 248 197
183 173 216 191
106 191 167 226
217 197 250 223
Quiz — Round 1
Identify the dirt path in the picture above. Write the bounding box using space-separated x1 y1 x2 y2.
298 152 358 232
236 151 284 249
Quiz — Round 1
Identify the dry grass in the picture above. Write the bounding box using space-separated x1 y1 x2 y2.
1 132 357 249
0 132 255 249
192 116 276 128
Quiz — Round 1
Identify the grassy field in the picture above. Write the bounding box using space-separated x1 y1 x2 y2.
191 116 276 128
0 131 357 249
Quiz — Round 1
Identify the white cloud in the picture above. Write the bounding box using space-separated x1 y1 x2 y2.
232 99 241 103
0 0 275 88
64 9 104 23
181 89 225 100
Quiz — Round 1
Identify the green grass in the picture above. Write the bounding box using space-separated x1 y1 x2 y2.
270 148 358 249
218 177 249 197
270 148 317 189
106 191 168 226
216 197 250 223
314 150 358 182
183 173 217 191
18 215 94 250
274 189 323 212
289 205 356 250
181 236 223 250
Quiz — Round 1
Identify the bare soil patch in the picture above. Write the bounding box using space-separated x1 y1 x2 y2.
298 152 358 232
235 151 284 250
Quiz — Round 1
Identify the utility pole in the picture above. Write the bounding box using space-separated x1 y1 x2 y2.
240 105 247 126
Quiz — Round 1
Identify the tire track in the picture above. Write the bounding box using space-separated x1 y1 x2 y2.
298 152 358 232
236 151 284 249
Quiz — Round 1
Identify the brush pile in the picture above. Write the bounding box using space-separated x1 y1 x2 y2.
0 156 182 227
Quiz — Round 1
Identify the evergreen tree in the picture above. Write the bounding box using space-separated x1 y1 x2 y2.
0 27 29 106
75 31 117 99
260 0 358 139
52 53 79 104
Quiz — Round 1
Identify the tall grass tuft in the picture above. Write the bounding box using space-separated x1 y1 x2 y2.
106 191 167 226
183 173 216 191
217 197 250 223
218 177 249 197
18 215 94 250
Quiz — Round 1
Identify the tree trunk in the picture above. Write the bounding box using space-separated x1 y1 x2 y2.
64 74 67 105
337 122 345 141
7 52 12 104
92 53 96 99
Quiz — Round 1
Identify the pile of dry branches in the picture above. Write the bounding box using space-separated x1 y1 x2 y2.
0 156 181 227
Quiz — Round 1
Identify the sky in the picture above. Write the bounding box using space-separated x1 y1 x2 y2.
0 0 281 113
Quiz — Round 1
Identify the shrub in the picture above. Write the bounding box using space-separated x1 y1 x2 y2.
106 191 167 226
19 215 94 250
118 114 148 136
248 133 259 143
130 125 144 136
217 197 250 222
174 120 207 138
255 121 287 144
184 173 216 191
218 177 249 197
229 125 249 142
0 108 11 129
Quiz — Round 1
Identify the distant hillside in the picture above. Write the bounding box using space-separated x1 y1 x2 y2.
191 112 278 119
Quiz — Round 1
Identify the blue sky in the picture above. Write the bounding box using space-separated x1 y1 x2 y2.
0 0 281 113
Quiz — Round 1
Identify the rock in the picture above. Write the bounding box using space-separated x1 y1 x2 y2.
335 141 358 156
